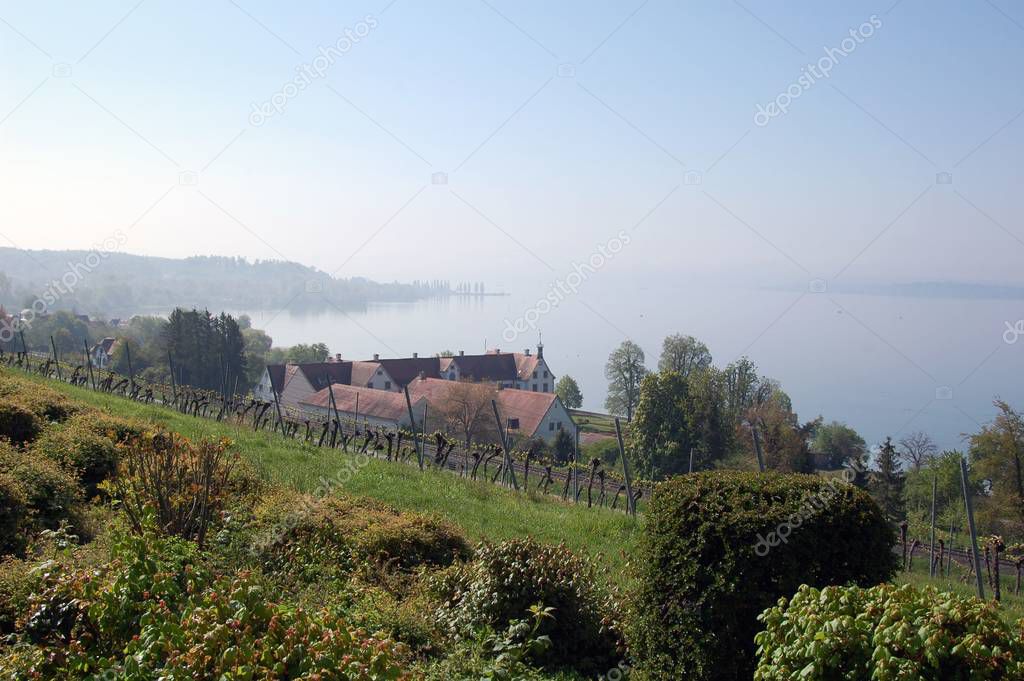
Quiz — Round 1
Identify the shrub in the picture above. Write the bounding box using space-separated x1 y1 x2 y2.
755 583 1024 679
110 431 238 548
31 421 118 497
0 402 41 446
0 471 28 556
626 471 898 681
68 410 144 443
431 538 621 674
0 557 35 634
0 375 76 422
0 442 81 531
249 492 470 584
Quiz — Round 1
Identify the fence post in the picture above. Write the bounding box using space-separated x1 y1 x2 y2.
688 447 695 474
751 425 766 472
167 351 177 405
491 399 519 491
19 329 28 370
960 455 985 600
125 341 135 389
83 339 96 390
403 385 424 470
929 474 937 578
573 428 580 504
614 417 636 516
50 335 62 381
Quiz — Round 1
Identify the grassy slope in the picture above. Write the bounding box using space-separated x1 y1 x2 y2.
897 558 1024 625
20 371 640 574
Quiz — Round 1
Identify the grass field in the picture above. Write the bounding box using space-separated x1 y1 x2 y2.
19 371 642 576
896 557 1024 625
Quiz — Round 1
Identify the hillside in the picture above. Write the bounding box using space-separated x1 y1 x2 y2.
0 248 441 316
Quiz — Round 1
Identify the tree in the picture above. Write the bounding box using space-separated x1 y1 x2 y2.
870 437 905 522
722 357 760 422
658 334 712 378
904 450 972 539
743 392 815 473
555 375 583 409
604 340 646 420
630 371 691 479
552 428 575 465
968 400 1024 537
436 380 499 448
898 431 937 472
812 421 867 470
285 343 329 364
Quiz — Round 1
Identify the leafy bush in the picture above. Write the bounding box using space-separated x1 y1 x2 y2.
0 442 81 532
0 471 28 556
68 410 144 443
626 471 898 681
0 402 41 446
431 538 621 674
110 431 238 548
755 583 1024 679
0 557 35 633
31 421 118 497
0 375 76 422
249 492 470 584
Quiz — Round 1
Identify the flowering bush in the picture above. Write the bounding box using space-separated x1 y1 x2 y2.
755 583 1024 680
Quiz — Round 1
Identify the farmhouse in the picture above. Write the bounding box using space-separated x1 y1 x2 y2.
260 344 557 410
298 383 426 430
89 337 120 370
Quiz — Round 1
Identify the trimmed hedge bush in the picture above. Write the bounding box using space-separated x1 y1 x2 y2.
431 538 622 674
31 422 118 497
755 583 1024 679
626 471 898 681
0 402 41 446
0 375 76 422
0 442 81 532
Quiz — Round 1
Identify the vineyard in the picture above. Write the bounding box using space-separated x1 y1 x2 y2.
2 351 1024 679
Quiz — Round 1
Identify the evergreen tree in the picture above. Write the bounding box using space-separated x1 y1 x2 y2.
871 436 905 522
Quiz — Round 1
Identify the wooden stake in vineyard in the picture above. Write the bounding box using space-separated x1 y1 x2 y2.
751 424 766 472
490 399 519 491
403 385 424 470
50 335 62 381
83 339 96 391
959 455 985 600
929 474 938 578
614 417 636 516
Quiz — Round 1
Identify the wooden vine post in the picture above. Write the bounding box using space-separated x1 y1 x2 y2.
491 399 519 491
929 474 938 578
83 339 96 391
688 447 695 474
751 424 766 472
960 455 985 600
403 385 424 470
50 335 62 381
167 351 178 405
614 417 636 516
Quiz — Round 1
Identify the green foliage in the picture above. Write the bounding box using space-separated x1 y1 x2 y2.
969 399 1024 538
0 402 41 446
554 375 582 409
870 436 906 522
0 441 81 532
551 428 574 465
755 583 1024 680
163 308 247 392
657 333 711 378
812 420 867 469
0 379 76 423
0 471 28 556
31 421 118 497
626 471 898 681
431 538 621 674
604 340 646 420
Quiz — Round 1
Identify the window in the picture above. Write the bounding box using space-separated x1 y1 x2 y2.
367 382 374 389
543 370 548 378
384 381 391 389
532 384 537 392
542 383 548 392
557 422 563 430
548 422 554 431
532 371 537 378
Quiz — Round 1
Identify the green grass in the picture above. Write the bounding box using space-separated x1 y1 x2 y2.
17 371 641 574
896 558 1024 625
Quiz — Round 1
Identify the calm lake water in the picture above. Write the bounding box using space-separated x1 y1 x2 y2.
234 275 1024 453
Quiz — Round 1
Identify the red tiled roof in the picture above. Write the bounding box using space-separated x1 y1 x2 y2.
406 377 560 438
300 383 415 422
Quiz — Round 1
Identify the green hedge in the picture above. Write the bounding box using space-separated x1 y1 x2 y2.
0 443 81 532
32 423 118 498
0 472 28 557
755 583 1024 679
0 403 41 446
626 471 898 680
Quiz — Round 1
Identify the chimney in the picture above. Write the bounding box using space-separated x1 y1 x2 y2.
495 348 501 354
373 353 379 361
335 353 342 362
418 370 426 380
459 350 464 356
524 348 531 356
412 352 418 358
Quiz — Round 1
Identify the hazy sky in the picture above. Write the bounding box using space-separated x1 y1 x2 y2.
2 1 1022 287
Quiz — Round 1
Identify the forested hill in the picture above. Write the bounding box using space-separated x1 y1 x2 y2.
0 249 442 316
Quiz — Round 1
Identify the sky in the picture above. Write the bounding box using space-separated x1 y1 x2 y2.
1 1 1024 447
